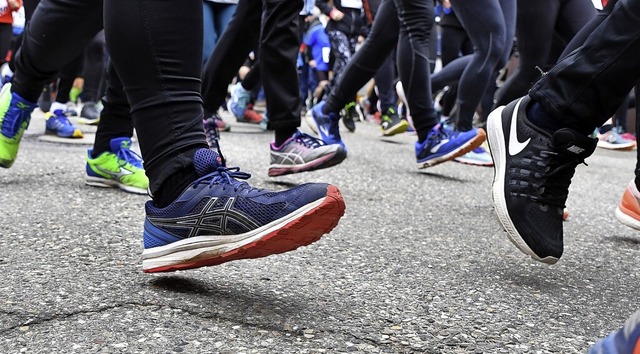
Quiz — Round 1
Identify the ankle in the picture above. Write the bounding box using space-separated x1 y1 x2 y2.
153 166 199 208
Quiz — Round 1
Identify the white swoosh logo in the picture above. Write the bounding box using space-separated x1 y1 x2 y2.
508 98 531 156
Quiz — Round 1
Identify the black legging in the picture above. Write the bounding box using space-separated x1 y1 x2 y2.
201 0 303 132
11 0 137 185
493 0 595 107
323 0 436 138
430 0 516 131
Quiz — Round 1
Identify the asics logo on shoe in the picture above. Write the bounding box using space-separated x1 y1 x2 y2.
148 197 260 238
95 165 134 180
508 98 531 156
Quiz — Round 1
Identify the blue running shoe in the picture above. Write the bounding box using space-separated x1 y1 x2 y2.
589 310 640 354
305 101 345 150
45 109 83 138
415 124 486 168
142 148 346 273
227 82 252 120
0 83 38 168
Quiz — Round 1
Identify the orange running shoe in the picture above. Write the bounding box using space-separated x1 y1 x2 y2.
615 180 640 231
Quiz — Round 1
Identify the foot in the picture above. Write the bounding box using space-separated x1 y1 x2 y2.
45 109 83 138
615 180 640 231
415 124 485 168
202 114 228 150
589 310 640 354
341 101 358 132
453 145 494 166
227 82 252 120
237 103 263 124
268 130 346 177
78 101 101 125
486 96 596 264
142 148 346 273
0 83 38 168
305 101 345 150
85 137 148 194
380 107 408 136
597 128 636 150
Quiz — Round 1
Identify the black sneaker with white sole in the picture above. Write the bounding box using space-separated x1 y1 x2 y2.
486 96 596 264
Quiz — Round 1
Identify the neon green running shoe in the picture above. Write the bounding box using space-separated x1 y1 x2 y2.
85 137 148 194
0 83 38 168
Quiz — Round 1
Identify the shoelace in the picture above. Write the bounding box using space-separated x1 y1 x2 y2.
527 149 585 208
116 147 144 169
294 131 325 148
194 166 254 193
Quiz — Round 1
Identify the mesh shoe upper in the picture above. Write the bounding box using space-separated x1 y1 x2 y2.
0 83 37 168
45 109 83 138
488 96 596 262
86 137 148 194
144 148 332 248
268 130 346 177
308 101 344 149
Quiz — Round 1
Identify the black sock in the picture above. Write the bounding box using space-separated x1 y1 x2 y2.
274 127 298 147
417 123 436 144
153 166 200 208
526 102 567 135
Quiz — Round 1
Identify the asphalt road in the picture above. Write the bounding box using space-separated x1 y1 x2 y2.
0 110 638 353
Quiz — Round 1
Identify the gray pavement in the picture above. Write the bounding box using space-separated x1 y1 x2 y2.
0 109 638 353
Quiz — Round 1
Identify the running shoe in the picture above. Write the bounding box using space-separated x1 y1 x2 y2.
85 137 148 194
615 180 640 231
342 101 358 132
78 101 101 125
45 109 83 138
589 310 640 354
0 62 13 85
380 107 409 136
202 116 222 151
454 145 494 166
268 130 346 177
227 82 252 120
415 124 485 168
238 103 263 124
305 101 345 150
486 96 596 264
597 129 636 150
0 83 37 168
142 148 346 273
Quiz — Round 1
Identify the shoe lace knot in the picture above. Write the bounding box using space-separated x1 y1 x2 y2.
294 131 325 148
195 166 253 193
116 147 144 169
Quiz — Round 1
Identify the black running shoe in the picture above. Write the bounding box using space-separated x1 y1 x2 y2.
380 107 409 136
487 96 596 264
342 102 359 132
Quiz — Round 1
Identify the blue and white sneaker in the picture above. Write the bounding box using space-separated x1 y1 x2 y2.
454 145 494 166
45 109 83 138
305 101 345 150
589 310 640 354
227 82 252 120
415 124 486 168
142 148 346 273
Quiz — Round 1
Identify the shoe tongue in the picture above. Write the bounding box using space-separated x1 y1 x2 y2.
552 128 597 160
193 148 223 176
110 137 133 152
